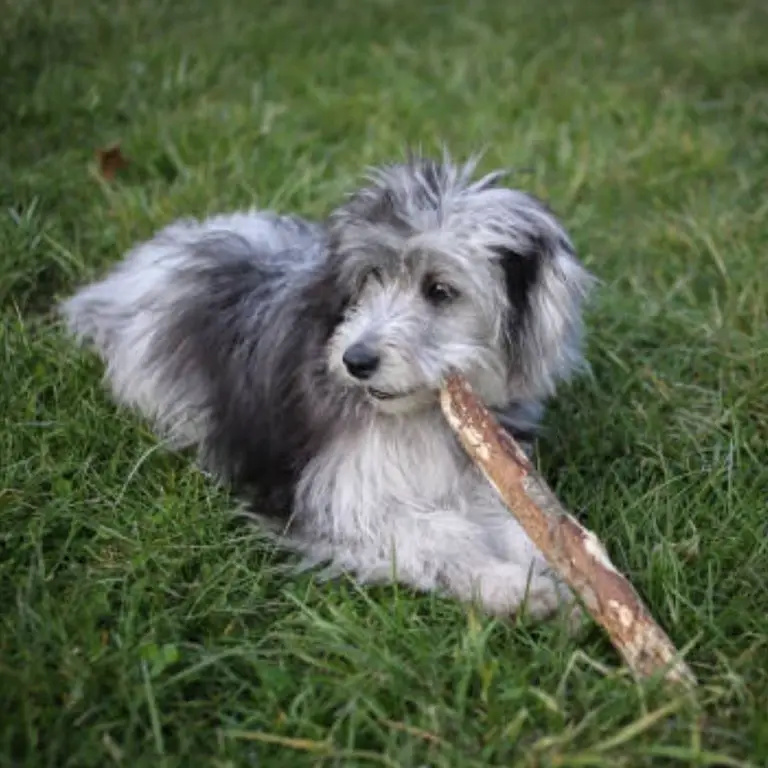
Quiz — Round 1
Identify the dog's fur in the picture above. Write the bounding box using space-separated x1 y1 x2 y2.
61 152 594 621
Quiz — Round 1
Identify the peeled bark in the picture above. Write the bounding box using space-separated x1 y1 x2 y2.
439 373 695 688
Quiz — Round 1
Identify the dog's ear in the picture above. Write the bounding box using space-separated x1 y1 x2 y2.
495 243 544 338
495 221 593 399
487 186 579 342
305 251 352 332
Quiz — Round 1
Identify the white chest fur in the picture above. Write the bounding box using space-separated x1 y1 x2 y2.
292 405 547 600
296 410 474 535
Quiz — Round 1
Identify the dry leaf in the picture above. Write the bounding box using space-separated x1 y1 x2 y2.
96 143 130 180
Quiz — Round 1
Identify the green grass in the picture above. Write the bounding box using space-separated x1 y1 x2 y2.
2 0 768 764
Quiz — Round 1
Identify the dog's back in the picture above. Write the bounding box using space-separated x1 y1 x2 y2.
60 210 347 505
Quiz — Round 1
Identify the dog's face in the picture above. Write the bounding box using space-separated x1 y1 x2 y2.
325 154 593 414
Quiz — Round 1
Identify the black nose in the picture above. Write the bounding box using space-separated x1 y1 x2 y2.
342 342 380 380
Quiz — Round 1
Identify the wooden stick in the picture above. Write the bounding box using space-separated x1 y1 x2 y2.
439 373 695 688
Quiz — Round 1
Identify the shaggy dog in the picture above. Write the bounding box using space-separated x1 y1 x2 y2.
61 151 594 622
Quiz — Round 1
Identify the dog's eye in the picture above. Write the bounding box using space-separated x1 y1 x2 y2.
422 278 458 305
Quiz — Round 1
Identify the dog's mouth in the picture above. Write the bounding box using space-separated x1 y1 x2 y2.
367 387 419 401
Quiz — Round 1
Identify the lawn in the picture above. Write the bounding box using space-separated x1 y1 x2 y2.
2 0 768 765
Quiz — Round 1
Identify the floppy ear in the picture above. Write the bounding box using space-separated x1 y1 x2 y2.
303 241 353 332
507 238 594 399
494 242 545 342
485 184 594 400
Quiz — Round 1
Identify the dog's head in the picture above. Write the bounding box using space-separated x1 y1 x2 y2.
324 152 594 414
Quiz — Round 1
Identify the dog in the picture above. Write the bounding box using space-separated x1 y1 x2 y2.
61 151 594 623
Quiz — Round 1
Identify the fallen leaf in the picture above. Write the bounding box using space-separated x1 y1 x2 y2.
96 143 130 180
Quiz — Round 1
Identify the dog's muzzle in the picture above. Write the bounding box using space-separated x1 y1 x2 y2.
342 342 424 403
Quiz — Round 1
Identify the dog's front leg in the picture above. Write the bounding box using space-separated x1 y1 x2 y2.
437 551 580 626
326 506 581 626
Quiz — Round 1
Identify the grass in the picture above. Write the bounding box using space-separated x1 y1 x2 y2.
1 0 767 764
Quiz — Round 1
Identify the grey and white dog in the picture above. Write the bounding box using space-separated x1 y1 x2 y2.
61 152 594 623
